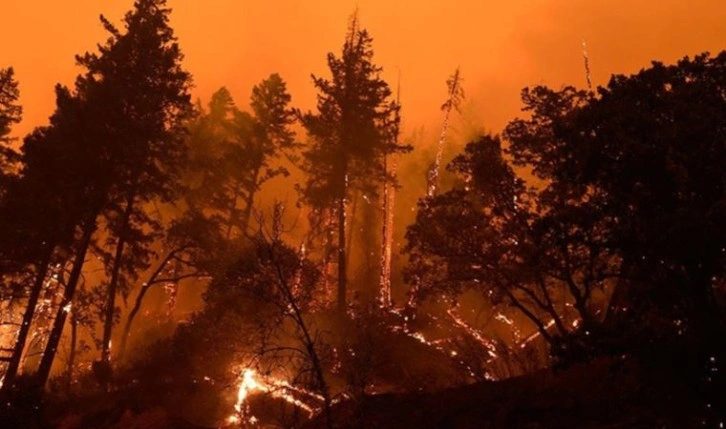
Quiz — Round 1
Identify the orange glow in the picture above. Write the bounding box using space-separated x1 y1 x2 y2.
3 0 725 142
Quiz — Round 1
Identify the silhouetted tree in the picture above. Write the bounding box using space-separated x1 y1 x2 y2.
32 0 193 391
184 88 237 234
505 53 726 419
152 221 327 427
239 74 297 231
506 52 726 343
0 66 24 274
117 211 218 358
0 67 21 185
0 85 105 394
406 135 614 356
299 14 407 312
186 75 295 239
408 52 725 395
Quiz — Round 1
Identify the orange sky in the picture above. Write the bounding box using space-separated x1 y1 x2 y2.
3 0 725 140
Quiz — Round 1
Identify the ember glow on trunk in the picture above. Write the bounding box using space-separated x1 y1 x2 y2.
378 157 397 308
427 68 464 198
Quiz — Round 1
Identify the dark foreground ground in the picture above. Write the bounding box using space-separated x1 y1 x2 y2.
306 356 714 429
5 354 718 429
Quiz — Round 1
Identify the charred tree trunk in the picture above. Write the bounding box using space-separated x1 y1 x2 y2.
506 291 555 345
264 239 333 429
378 156 395 307
428 68 463 198
35 217 96 391
225 183 240 240
345 192 359 264
337 170 348 313
1 246 54 393
65 310 78 393
118 248 179 359
101 196 134 377
241 163 262 234
318 210 336 305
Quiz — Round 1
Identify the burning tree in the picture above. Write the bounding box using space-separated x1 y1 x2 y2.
406 134 616 367
0 85 104 396
185 75 297 239
427 67 464 198
152 211 332 428
0 66 23 379
505 53 726 421
116 211 218 359
298 13 408 313
0 0 194 397
81 0 194 387
406 53 726 398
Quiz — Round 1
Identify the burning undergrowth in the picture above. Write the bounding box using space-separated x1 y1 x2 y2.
73 235 502 429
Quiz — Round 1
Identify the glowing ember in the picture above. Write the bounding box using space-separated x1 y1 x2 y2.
164 281 178 317
447 307 498 359
494 313 513 325
519 319 556 348
379 154 398 308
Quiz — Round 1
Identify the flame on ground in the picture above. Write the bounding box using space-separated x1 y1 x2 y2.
228 368 317 426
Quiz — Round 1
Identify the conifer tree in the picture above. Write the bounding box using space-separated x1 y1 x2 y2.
299 14 408 311
33 0 193 390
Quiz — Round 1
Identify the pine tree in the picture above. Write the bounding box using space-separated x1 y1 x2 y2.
33 0 193 390
0 67 22 189
185 74 295 238
240 73 297 232
0 85 100 394
299 14 408 312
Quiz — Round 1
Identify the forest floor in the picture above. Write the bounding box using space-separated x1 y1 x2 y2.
306 356 707 429
13 354 711 429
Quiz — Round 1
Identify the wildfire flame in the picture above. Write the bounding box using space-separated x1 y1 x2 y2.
228 368 318 426
234 369 259 414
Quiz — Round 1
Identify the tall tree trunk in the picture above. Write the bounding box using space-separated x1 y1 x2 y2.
318 209 335 305
506 291 555 345
265 240 333 429
225 186 239 240
345 192 359 264
1 246 54 392
35 217 96 391
379 172 390 307
241 164 262 234
379 158 397 308
360 194 380 291
101 197 134 375
427 105 453 198
428 68 462 198
606 250 640 319
337 171 348 313
118 248 178 359
65 310 78 393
